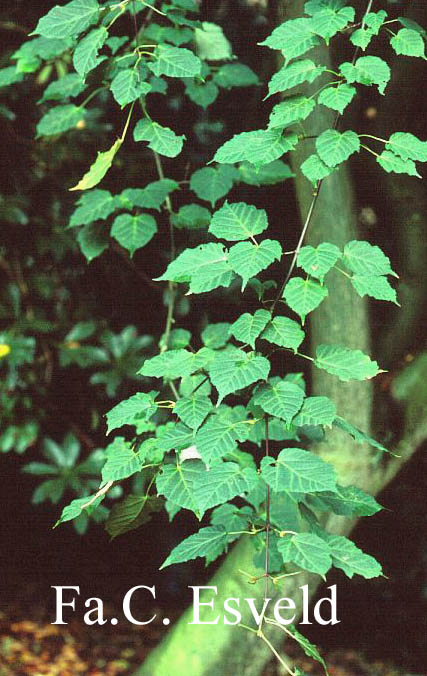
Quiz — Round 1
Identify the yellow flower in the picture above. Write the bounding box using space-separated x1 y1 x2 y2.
0 344 11 358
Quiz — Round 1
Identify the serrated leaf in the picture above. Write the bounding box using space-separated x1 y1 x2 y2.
171 204 211 230
201 323 231 349
195 415 250 464
350 27 375 51
260 316 305 352
161 525 228 568
253 381 304 423
229 309 271 348
133 118 184 158
268 59 325 97
36 104 85 137
309 483 382 517
157 422 194 455
111 213 157 256
229 239 282 290
260 18 320 63
333 416 394 455
102 437 142 482
365 10 387 34
73 26 107 77
106 494 163 539
322 533 382 578
185 79 219 109
283 277 328 322
55 494 104 526
311 6 355 41
385 132 427 162
286 625 327 673
34 0 100 39
238 160 294 185
268 96 316 130
343 240 396 276
156 459 206 517
111 68 151 107
156 243 233 294
40 73 86 102
106 391 158 433
351 274 398 304
277 533 332 576
174 396 212 430
209 349 270 405
211 504 254 540
70 138 122 191
318 84 356 114
214 130 298 167
340 55 391 95
377 151 421 177
293 396 336 426
314 344 381 381
69 189 117 227
121 179 179 211
148 45 202 78
76 222 108 261
316 129 360 167
261 447 337 493
140 348 211 380
390 28 425 57
301 154 334 185
297 243 341 280
190 167 233 207
209 202 268 241
194 22 232 61
213 63 259 88
194 463 258 513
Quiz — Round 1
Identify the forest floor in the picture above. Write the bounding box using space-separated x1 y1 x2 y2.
0 595 420 676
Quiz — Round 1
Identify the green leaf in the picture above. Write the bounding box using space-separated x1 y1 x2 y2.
286 625 327 674
238 160 294 185
253 381 304 423
301 154 334 185
185 79 219 109
350 28 375 51
385 132 427 162
214 130 298 167
111 69 151 107
229 309 271 348
277 533 332 576
283 277 328 322
322 533 382 579
213 63 259 88
77 222 109 261
73 26 107 77
102 437 142 482
209 349 270 405
350 275 398 304
190 167 234 207
140 348 211 379
174 396 212 430
55 494 104 527
260 19 320 63
209 202 268 241
171 204 211 230
121 179 179 211
161 525 228 568
0 66 24 88
106 391 158 434
134 118 184 158
70 138 122 191
316 129 360 167
377 151 421 178
148 45 202 78
36 104 85 137
195 415 251 464
390 28 425 58
293 396 336 426
268 60 325 97
156 422 194 455
156 243 233 294
201 323 231 349
211 504 254 541
308 483 382 517
260 316 305 352
333 416 394 456
111 213 157 256
194 463 258 513
318 84 356 114
261 447 337 493
340 56 391 95
34 0 100 39
314 344 381 381
397 17 427 39
106 494 163 539
310 6 355 41
40 73 86 102
69 189 117 227
156 459 206 517
229 239 282 290
343 240 396 277
194 22 232 61
268 96 315 130
365 10 387 34
297 243 341 280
